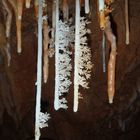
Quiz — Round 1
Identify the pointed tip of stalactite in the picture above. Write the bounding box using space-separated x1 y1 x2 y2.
54 104 59 111
85 8 90 14
17 48 22 54
73 106 78 112
26 3 30 8
44 79 47 84
7 62 10 67
109 96 114 104
126 40 130 45
73 109 78 113
85 11 90 14
54 107 59 111
43 76 48 84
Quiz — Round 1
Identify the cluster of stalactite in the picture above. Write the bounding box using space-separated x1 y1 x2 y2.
1 0 38 54
1 0 130 105
0 0 131 139
1 0 52 82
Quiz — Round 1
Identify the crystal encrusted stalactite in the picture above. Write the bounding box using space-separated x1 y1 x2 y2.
54 0 73 110
74 17 92 112
79 17 92 90
74 0 92 112
54 20 72 110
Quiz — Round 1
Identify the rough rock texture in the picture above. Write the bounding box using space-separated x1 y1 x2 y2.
0 0 140 140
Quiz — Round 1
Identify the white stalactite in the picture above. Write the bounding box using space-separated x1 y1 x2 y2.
98 0 105 11
85 0 90 14
35 1 50 140
74 1 92 112
54 0 60 110
74 0 80 112
125 0 129 45
54 0 72 110
35 0 43 139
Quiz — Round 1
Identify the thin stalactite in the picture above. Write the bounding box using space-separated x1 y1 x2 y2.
43 18 49 84
7 0 23 53
125 0 129 45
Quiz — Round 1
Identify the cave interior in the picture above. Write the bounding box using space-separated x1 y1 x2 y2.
0 0 140 140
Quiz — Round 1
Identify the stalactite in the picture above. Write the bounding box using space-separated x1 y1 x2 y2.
1 0 12 66
35 1 50 140
74 1 92 112
74 0 81 112
85 0 90 14
8 0 23 53
35 0 43 138
17 0 24 20
43 23 49 84
25 0 32 8
42 14 49 83
98 0 116 103
98 0 105 30
16 0 24 53
104 16 117 104
16 18 22 53
62 0 69 21
54 0 60 111
54 0 73 110
125 0 129 45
